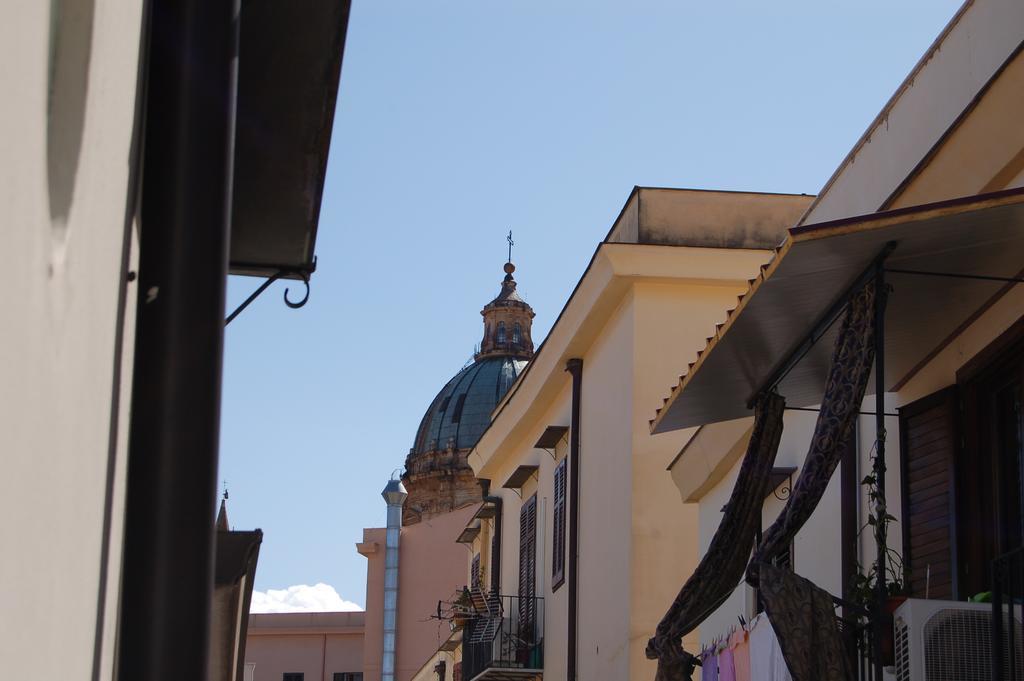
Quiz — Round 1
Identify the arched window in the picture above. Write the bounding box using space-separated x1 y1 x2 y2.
513 322 522 344
496 321 506 344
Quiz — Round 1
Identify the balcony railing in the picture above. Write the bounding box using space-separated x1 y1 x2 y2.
461 594 544 681
992 547 1024 681
833 596 879 681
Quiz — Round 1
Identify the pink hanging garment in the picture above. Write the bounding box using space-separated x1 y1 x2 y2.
730 627 751 681
718 640 737 681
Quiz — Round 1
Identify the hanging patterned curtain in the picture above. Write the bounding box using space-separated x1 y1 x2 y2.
758 564 853 681
746 279 878 681
646 391 786 681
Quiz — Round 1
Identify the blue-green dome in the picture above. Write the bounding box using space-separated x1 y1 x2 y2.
412 355 528 456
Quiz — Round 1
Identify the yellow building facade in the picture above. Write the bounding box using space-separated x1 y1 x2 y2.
412 189 812 681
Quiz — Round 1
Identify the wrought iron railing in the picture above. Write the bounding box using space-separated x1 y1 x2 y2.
992 547 1024 681
462 594 544 679
833 596 879 681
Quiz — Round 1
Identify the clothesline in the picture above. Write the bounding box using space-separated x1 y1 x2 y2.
699 613 792 681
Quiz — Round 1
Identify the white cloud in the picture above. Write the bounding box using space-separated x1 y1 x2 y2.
250 583 364 613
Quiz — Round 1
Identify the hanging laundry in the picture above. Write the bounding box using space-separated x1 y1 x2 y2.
730 626 751 681
719 639 737 681
747 613 792 681
701 646 720 681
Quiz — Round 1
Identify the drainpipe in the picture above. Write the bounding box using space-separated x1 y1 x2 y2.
118 0 236 678
488 495 503 593
480 479 503 593
565 358 583 681
381 479 408 681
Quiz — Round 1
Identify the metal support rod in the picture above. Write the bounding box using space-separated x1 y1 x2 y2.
784 406 898 417
885 268 1024 284
872 261 890 681
750 243 897 408
226 272 284 324
225 267 312 325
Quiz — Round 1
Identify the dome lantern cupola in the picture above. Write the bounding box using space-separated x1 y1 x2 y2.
476 261 535 360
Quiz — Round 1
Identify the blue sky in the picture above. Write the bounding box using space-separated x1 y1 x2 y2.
220 0 964 609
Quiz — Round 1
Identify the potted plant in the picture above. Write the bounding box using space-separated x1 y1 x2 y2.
851 466 908 604
449 587 473 631
848 466 908 665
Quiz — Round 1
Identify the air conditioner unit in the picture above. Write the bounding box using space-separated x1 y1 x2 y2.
893 598 1023 681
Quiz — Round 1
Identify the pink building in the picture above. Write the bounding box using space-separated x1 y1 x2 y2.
246 612 365 681
358 505 479 681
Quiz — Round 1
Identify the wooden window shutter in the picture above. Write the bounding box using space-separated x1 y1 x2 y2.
518 494 537 636
899 385 959 599
552 458 567 588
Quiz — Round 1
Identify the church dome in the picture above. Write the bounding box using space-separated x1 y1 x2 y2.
411 355 528 456
401 252 535 524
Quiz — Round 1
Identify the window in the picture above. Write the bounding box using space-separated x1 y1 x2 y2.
518 494 537 637
496 321 506 344
552 458 567 589
471 552 481 588
513 322 522 344
451 394 466 423
284 674 304 681
334 674 363 681
439 395 450 412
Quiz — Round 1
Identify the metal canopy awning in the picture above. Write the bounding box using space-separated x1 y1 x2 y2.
439 628 462 652
473 501 498 520
502 465 539 490
652 188 1024 433
456 522 481 544
534 426 568 449
229 0 351 278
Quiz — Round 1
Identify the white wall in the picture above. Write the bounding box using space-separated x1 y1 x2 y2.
697 408 861 645
0 1 143 678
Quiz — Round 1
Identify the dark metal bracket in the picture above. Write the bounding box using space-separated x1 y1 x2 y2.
771 470 794 502
225 263 313 326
